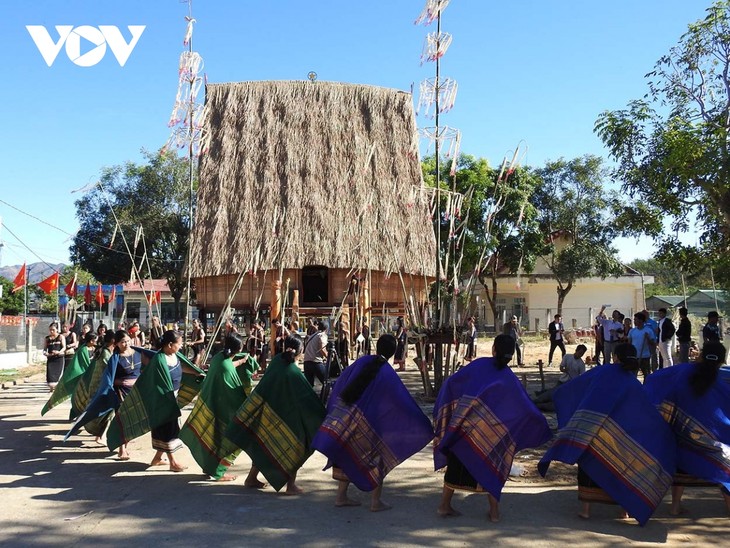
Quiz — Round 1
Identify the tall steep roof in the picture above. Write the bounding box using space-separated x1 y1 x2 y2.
189 80 436 278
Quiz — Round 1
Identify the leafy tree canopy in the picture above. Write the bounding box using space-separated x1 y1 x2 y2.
595 0 730 289
532 155 625 314
69 149 194 317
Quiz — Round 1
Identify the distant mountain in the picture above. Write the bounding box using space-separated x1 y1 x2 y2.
0 262 66 284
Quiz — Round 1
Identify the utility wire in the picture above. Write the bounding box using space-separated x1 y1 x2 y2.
0 197 184 264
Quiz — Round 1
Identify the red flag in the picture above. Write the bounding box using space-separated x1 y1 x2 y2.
109 285 116 304
37 272 60 295
95 284 105 305
156 291 161 305
64 273 77 297
84 284 92 305
12 263 26 293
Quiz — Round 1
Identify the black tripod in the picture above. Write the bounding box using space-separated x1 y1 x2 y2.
320 341 344 404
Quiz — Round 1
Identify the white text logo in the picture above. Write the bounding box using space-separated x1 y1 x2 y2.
26 25 146 67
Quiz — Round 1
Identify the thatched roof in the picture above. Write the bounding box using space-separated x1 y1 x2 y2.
189 80 436 278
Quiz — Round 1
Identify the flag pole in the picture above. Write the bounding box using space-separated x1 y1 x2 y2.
23 264 28 335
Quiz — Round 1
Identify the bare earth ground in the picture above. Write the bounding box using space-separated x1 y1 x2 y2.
1 340 729 547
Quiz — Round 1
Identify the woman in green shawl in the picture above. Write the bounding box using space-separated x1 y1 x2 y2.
226 335 326 494
180 334 258 481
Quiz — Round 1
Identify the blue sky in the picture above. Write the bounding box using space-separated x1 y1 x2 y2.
0 0 708 270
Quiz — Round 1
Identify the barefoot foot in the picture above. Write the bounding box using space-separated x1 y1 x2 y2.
437 506 461 517
335 498 362 507
169 464 187 473
284 484 304 496
370 501 392 512
217 474 237 482
244 479 267 489
150 458 169 466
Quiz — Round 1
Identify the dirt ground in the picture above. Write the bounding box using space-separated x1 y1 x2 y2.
1 340 729 547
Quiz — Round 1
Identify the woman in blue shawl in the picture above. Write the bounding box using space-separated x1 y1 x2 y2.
312 334 433 512
538 343 675 526
434 334 551 522
644 341 730 516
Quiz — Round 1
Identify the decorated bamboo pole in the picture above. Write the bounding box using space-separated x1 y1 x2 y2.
292 289 300 332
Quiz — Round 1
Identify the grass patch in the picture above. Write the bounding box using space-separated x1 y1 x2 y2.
0 363 45 384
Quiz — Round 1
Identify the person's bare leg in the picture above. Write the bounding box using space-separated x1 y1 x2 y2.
578 501 590 519
335 480 361 507
285 471 303 495
118 443 130 461
437 485 461 516
150 450 167 466
244 465 266 488
370 483 391 512
670 485 688 516
168 451 187 472
487 494 500 522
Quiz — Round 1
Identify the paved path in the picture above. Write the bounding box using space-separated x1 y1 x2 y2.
1 374 728 547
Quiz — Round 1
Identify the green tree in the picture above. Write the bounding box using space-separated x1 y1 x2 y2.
422 155 545 327
595 1 730 289
70 150 194 319
0 277 27 315
532 156 624 315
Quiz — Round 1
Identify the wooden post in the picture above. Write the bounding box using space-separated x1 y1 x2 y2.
537 359 545 391
340 303 351 359
361 274 371 328
271 279 282 357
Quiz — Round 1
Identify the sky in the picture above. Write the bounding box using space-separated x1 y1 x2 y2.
0 0 709 272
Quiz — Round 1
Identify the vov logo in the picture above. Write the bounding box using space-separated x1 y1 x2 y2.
26 25 146 67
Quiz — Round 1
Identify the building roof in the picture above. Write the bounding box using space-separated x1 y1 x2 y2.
687 289 729 303
646 295 686 307
189 80 436 278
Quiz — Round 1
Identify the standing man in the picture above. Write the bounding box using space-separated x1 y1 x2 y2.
503 315 525 366
703 311 722 343
643 309 660 372
628 312 656 379
676 307 692 363
596 306 624 365
548 314 566 367
303 321 329 386
593 316 604 366
656 308 675 369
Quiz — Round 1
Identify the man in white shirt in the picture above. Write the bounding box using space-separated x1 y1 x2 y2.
533 345 587 410
303 321 328 386
596 305 624 364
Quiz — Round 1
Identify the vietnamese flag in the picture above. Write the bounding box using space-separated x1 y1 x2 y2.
64 273 77 298
12 263 26 293
84 284 92 305
109 285 116 304
95 284 105 305
37 272 60 295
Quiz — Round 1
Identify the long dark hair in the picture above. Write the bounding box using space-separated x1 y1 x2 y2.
340 334 398 405
689 342 726 397
282 335 303 363
223 334 243 358
493 334 515 370
614 343 639 372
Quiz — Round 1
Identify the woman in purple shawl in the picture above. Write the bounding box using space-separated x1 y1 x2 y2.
434 334 551 522
644 341 730 516
312 334 434 512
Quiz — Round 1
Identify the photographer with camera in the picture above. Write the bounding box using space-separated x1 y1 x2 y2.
303 321 328 386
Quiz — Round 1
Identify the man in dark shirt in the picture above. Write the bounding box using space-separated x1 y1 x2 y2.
656 307 675 369
702 311 722 344
548 314 566 367
675 307 692 363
